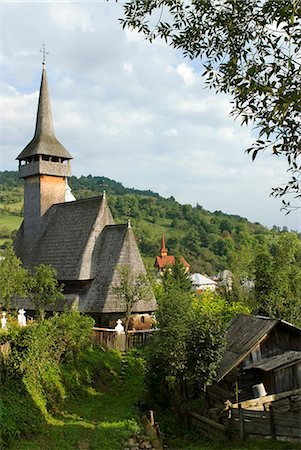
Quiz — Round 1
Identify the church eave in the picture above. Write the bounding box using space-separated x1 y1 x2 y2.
17 135 73 161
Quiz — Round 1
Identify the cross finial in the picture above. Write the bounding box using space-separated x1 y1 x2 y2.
40 43 49 65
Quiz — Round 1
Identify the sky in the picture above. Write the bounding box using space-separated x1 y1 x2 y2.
1 1 300 231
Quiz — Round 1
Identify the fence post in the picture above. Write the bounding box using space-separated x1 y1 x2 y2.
269 405 276 440
238 404 244 441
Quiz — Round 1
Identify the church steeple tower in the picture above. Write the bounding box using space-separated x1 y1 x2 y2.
17 60 73 236
160 233 168 258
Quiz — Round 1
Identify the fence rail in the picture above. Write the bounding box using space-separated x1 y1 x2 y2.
92 327 158 351
223 405 301 442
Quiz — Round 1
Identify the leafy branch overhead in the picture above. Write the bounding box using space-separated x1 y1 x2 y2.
120 0 301 210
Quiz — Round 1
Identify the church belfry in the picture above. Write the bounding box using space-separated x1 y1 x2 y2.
16 61 73 235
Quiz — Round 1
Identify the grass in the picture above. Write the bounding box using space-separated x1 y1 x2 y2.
0 213 22 230
4 345 300 450
8 350 146 450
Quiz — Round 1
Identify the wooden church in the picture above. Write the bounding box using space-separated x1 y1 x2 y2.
13 61 156 326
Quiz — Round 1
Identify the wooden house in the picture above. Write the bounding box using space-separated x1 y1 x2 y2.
207 314 301 407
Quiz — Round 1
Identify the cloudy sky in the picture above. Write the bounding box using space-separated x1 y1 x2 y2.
1 1 300 231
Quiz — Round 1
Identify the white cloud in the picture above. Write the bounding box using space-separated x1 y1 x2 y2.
49 4 95 33
175 63 199 86
1 1 299 232
123 63 134 75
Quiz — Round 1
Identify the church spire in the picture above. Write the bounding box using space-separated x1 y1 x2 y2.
17 58 73 236
17 61 72 161
34 62 55 138
160 233 168 257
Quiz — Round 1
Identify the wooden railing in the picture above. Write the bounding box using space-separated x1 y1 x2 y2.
92 327 158 351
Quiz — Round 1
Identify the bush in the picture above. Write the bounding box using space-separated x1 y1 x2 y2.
0 312 95 447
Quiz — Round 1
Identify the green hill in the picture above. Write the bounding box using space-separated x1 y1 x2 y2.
0 171 293 275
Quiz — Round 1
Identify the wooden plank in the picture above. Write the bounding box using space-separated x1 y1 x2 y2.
230 388 301 410
269 405 276 440
238 404 244 440
189 412 225 432
190 418 225 440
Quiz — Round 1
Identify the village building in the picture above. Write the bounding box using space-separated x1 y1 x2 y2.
154 233 190 275
190 273 217 293
13 61 156 327
207 314 301 408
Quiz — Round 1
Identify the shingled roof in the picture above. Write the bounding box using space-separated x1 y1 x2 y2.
17 63 72 161
216 314 301 382
14 195 114 280
14 195 156 314
81 224 156 313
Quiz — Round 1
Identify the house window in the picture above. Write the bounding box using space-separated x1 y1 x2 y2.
141 316 145 323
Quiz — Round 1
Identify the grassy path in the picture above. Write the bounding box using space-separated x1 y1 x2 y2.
9 354 145 450
7 349 299 450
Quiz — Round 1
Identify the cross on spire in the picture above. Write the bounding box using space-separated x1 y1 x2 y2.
40 43 49 65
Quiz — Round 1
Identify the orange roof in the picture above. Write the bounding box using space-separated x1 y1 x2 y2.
154 255 190 269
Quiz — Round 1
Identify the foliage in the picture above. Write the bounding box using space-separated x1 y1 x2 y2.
0 243 28 308
252 232 301 325
113 264 153 333
121 0 301 209
0 312 95 447
147 263 225 410
162 256 193 292
1 312 147 450
26 264 64 320
193 291 251 327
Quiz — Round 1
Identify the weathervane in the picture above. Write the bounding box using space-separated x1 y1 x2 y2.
40 43 49 65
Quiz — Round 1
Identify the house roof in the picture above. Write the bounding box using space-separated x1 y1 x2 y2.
216 314 301 382
154 255 190 269
14 195 157 314
244 351 301 372
17 63 73 161
190 273 216 286
82 224 157 313
14 195 114 280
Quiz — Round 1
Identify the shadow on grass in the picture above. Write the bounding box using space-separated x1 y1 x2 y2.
8 356 144 450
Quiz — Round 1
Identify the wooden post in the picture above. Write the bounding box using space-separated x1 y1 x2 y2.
269 405 276 440
238 404 244 441
149 410 155 427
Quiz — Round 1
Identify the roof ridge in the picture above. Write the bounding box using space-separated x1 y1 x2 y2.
48 195 105 209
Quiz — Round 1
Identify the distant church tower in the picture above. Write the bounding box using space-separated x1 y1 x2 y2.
16 61 73 236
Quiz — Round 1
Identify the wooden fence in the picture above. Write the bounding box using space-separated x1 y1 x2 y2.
92 327 157 351
189 411 226 440
224 405 301 441
189 406 300 443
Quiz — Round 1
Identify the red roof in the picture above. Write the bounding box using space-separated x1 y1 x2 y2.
154 255 190 269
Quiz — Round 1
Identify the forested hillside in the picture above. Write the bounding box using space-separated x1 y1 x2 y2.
0 171 297 276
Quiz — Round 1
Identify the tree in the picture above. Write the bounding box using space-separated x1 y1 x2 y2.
253 233 301 325
147 264 227 411
121 1 301 209
0 244 28 309
162 256 193 292
27 264 64 320
113 264 153 334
